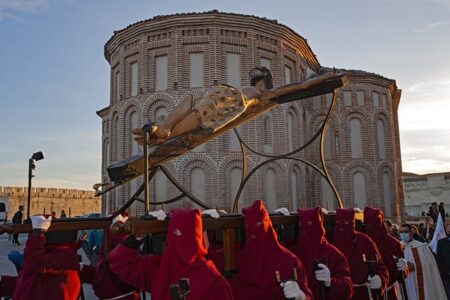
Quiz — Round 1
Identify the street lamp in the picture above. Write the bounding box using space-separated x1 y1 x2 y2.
27 151 44 219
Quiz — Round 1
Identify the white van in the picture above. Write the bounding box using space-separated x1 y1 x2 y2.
0 197 8 223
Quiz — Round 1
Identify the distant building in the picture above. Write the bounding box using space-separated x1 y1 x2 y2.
98 11 404 221
403 172 450 217
0 186 101 220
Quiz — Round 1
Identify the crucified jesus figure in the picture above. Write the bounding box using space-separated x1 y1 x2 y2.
133 67 335 146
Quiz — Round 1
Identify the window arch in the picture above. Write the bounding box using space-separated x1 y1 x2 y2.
383 172 392 217
321 177 336 210
264 168 277 211
154 170 168 203
230 167 243 208
130 111 139 156
155 106 168 124
353 172 367 208
287 111 295 152
291 167 299 210
111 114 119 161
263 112 273 153
350 118 363 158
377 119 386 159
190 167 205 207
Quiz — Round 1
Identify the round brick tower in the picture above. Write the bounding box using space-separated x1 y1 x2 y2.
98 11 403 221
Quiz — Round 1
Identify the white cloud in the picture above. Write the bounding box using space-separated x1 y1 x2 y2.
0 0 50 20
412 19 450 33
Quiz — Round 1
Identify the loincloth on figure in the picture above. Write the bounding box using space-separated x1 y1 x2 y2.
191 86 247 131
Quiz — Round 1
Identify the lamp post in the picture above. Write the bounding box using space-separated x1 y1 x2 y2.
27 151 44 219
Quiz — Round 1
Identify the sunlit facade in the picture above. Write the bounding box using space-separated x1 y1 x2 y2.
98 11 404 220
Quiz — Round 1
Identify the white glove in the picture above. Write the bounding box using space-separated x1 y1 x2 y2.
396 258 407 271
315 263 331 287
274 207 290 216
31 215 52 231
147 210 166 221
202 209 220 219
112 213 128 224
367 275 382 289
280 281 305 300
79 263 84 271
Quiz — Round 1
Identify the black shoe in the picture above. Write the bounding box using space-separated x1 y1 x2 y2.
16 243 21 246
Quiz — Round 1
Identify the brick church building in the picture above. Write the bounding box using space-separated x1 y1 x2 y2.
97 11 404 221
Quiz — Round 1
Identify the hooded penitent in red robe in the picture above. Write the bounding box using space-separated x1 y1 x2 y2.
364 207 406 300
12 230 81 300
229 200 313 300
108 209 233 300
293 207 353 300
0 275 18 297
79 227 140 300
332 208 389 300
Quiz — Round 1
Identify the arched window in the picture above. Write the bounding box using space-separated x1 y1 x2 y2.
377 119 386 159
190 167 205 207
323 125 333 160
230 167 243 208
155 106 168 124
264 112 273 153
154 170 168 203
264 168 277 211
261 58 271 70
321 177 336 210
287 111 295 152
130 111 139 156
353 172 367 208
155 55 168 91
226 53 241 88
103 140 110 172
291 168 299 210
383 172 392 217
228 128 241 152
112 115 119 161
130 62 139 97
350 118 363 158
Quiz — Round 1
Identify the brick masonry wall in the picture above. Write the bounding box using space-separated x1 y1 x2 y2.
98 11 404 221
0 186 101 219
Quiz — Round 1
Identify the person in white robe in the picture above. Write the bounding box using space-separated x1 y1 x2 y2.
399 224 447 300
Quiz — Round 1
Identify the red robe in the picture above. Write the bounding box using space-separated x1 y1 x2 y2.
79 230 139 300
108 209 233 300
364 207 406 300
13 231 81 300
0 275 18 297
229 200 313 300
332 208 389 300
293 207 354 300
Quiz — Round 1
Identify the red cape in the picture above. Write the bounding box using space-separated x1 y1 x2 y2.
364 207 406 300
229 200 313 300
13 232 81 300
332 208 389 300
293 207 354 300
108 209 233 300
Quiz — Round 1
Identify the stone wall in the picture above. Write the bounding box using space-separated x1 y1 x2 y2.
0 186 101 220
404 172 450 217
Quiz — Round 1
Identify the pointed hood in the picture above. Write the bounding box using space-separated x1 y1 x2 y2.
332 208 357 255
297 207 326 272
237 200 298 293
152 209 212 300
363 207 388 245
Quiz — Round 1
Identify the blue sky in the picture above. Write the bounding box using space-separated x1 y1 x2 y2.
0 0 449 190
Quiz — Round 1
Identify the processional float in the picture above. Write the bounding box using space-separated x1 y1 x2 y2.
0 71 349 274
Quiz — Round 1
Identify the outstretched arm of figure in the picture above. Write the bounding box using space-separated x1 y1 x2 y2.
108 235 161 292
133 94 199 145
